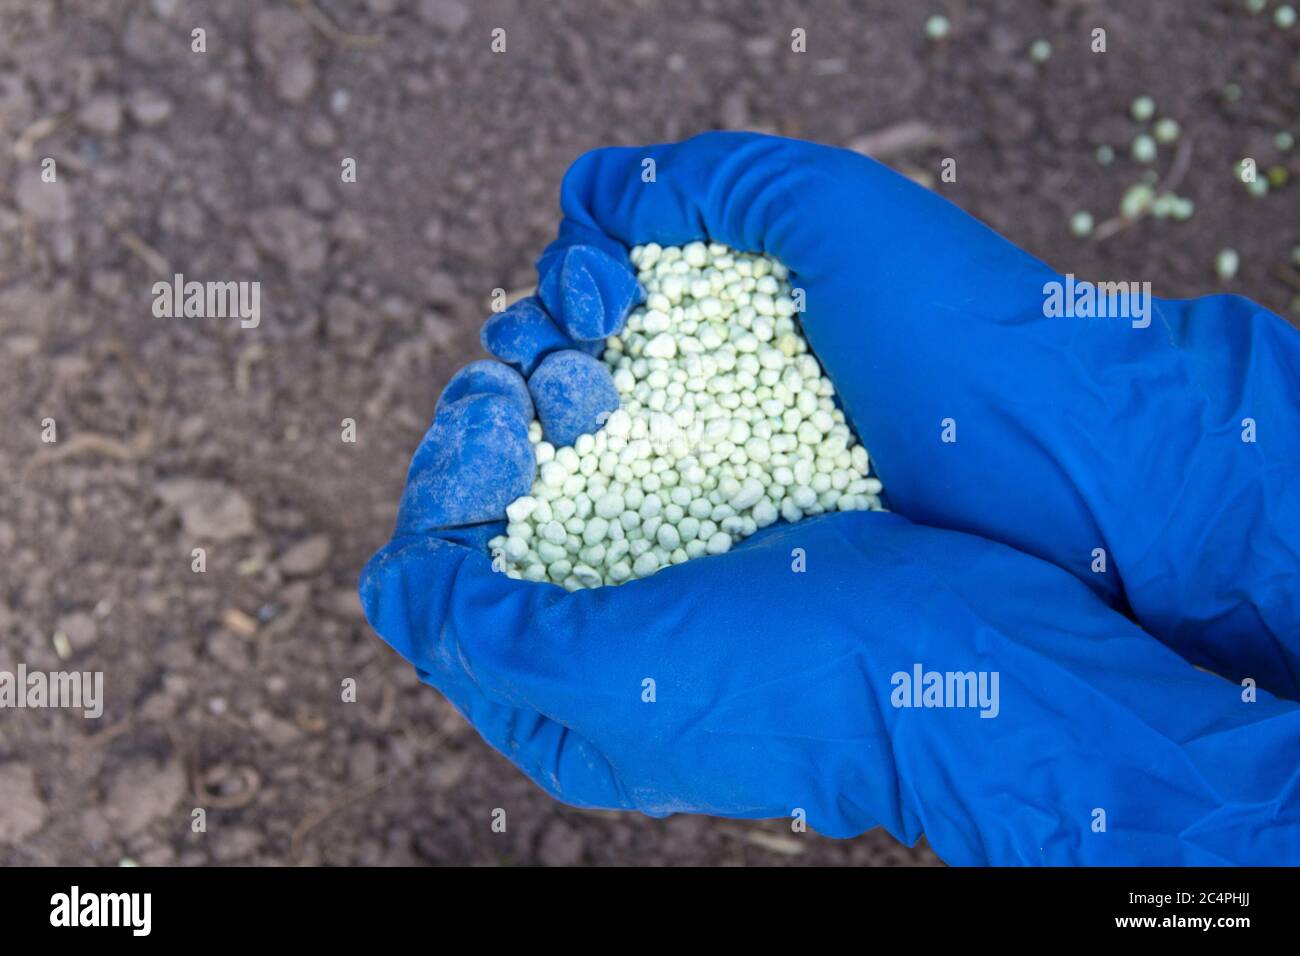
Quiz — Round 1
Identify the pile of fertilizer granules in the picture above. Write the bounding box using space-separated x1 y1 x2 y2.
490 241 884 589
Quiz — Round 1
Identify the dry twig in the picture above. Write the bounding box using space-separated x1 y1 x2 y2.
12 114 63 160
118 230 171 275
25 430 154 474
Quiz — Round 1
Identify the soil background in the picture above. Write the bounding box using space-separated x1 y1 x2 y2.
1 0 1296 866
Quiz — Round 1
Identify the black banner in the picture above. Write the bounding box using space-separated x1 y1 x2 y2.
0 866 1281 942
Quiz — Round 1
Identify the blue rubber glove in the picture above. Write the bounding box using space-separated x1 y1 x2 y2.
361 133 1300 863
538 132 1300 700
362 365 1300 864
479 245 642 445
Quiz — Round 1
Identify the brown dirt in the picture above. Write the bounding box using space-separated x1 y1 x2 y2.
0 0 1295 866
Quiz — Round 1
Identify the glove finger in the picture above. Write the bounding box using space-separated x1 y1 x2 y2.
395 361 535 535
433 358 532 419
478 294 622 447
439 511 1300 862
360 534 631 810
480 295 599 378
526 349 620 448
535 241 643 343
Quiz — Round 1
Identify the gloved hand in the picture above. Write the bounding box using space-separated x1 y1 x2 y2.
529 132 1300 700
362 358 1300 864
363 132 1300 863
479 246 641 446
